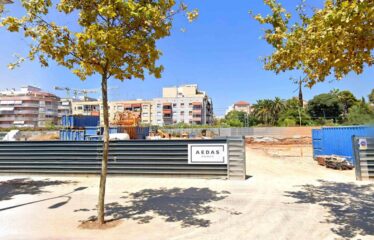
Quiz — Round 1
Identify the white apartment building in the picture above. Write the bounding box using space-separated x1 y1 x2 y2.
0 86 60 128
152 84 213 126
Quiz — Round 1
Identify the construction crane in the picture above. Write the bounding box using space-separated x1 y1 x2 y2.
55 86 119 100
78 89 98 99
78 87 119 99
54 86 72 98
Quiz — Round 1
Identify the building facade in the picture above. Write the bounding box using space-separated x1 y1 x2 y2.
225 101 251 116
57 98 73 119
233 101 251 114
70 85 213 126
152 84 213 126
0 84 213 128
0 86 60 128
71 99 153 125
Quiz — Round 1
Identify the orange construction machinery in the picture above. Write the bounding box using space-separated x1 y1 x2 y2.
113 111 140 126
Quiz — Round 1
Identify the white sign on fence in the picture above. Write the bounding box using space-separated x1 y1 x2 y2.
188 144 228 164
359 138 368 150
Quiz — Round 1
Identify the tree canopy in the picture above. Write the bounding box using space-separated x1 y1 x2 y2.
0 0 197 225
369 89 374 104
308 93 343 122
1 0 198 80
252 0 373 87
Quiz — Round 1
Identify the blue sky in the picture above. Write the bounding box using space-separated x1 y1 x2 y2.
0 0 372 116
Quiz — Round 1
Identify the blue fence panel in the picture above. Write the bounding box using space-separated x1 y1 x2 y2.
61 115 100 128
60 129 85 141
85 127 99 136
313 126 374 163
312 129 322 158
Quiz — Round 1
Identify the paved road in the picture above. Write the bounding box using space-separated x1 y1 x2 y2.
0 146 373 240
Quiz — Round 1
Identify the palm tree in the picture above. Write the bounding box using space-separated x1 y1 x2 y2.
271 97 285 124
253 99 274 125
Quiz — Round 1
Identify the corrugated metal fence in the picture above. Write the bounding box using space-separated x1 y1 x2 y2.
353 137 374 181
0 138 246 180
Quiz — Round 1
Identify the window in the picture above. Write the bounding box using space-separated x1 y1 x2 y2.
189 111 192 116
189 103 192 106
180 111 184 115
173 103 177 107
157 104 161 108
180 103 185 107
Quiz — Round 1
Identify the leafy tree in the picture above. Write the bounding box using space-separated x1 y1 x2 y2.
278 97 312 126
278 108 312 126
369 89 374 104
346 104 374 125
337 90 358 118
224 110 254 127
252 0 373 87
1 0 197 225
308 93 343 122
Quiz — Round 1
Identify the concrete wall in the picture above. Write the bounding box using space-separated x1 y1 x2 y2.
164 127 319 138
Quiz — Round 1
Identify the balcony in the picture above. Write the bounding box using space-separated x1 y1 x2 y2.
0 116 15 121
14 110 39 114
162 102 172 110
192 109 202 114
163 114 172 119
21 103 40 108
163 109 172 114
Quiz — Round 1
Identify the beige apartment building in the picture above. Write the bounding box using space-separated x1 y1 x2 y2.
71 99 152 125
233 101 251 114
225 101 252 116
70 85 213 126
0 86 60 128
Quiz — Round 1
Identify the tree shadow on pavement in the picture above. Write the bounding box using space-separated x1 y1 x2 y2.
0 178 76 201
76 187 238 228
285 180 374 239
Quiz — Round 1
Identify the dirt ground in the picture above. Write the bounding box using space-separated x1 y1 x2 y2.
0 143 373 240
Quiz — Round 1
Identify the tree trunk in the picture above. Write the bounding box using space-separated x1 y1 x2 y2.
98 74 109 224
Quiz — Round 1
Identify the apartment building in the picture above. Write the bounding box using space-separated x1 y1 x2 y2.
152 84 213 126
71 100 100 116
104 100 153 125
225 101 252 115
71 99 152 125
0 86 60 128
67 84 213 127
57 98 72 119
233 101 251 114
